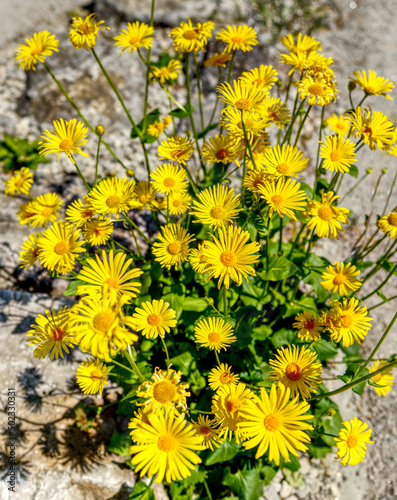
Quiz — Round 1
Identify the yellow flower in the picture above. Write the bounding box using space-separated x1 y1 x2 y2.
69 14 109 50
292 311 323 341
24 192 63 228
17 200 37 226
259 178 307 220
280 51 310 76
20 233 42 269
168 191 192 216
152 223 195 270
83 218 113 246
280 33 321 54
261 96 291 128
243 168 273 193
192 415 222 450
76 358 111 395
368 360 394 396
334 417 373 466
89 177 135 218
15 31 59 71
326 114 351 136
240 65 278 91
191 184 242 229
208 363 240 391
38 118 89 163
305 190 349 239
378 210 397 238
150 163 188 194
132 299 177 339
150 60 182 84
298 75 336 106
320 136 357 173
216 25 258 52
70 290 138 362
320 261 362 296
346 106 395 151
65 198 96 228
328 298 373 347
269 345 322 400
201 134 240 164
220 107 269 141
75 408 90 432
38 221 85 274
189 244 208 274
170 18 214 53
147 117 171 138
211 383 254 443
137 368 190 415
77 250 143 300
129 409 204 483
352 70 394 99
129 181 157 211
27 306 76 360
114 21 154 54
218 80 265 112
157 136 195 165
239 384 313 464
129 407 154 443
203 225 261 289
204 52 233 67
264 144 308 177
4 167 34 196
194 317 236 352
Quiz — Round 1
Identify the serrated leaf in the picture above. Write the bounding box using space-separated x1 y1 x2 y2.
205 440 241 466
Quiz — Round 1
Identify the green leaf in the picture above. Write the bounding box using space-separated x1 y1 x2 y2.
197 122 218 139
376 290 389 303
170 350 194 375
162 283 185 319
129 482 155 500
282 296 317 318
311 339 338 361
271 328 297 348
169 105 194 118
130 108 160 142
299 182 313 198
260 257 299 281
252 324 272 341
183 296 208 312
205 440 241 466
280 453 300 471
63 279 86 296
337 363 369 395
261 465 278 485
348 164 359 178
222 467 264 500
107 431 131 456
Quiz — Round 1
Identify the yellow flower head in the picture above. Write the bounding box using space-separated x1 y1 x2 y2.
152 223 195 270
220 107 269 141
334 417 373 466
204 52 233 67
239 384 313 464
280 33 321 55
129 407 154 444
129 409 204 483
259 178 307 220
189 244 208 274
65 198 96 228
240 65 278 91
23 192 63 228
328 298 373 347
305 190 350 239
378 210 397 238
203 225 261 289
168 191 192 216
346 106 395 151
158 136 195 165
191 184 242 229
137 368 190 415
208 363 240 391
129 181 157 211
352 70 394 99
4 167 34 196
326 114 351 137
77 249 143 300
150 163 188 194
38 118 89 164
194 316 236 352
261 96 291 129
264 144 308 178
218 80 266 112
69 14 110 50
243 167 273 194
201 134 240 165
320 136 357 173
170 18 214 53
132 299 177 339
192 415 222 450
20 233 42 269
368 360 394 396
147 117 171 138
15 31 59 71
75 407 90 432
83 218 113 246
150 60 182 85
114 21 154 54
76 357 111 395
216 25 258 52
320 261 362 296
298 75 336 106
292 311 323 341
269 345 322 400
89 177 135 217
38 221 86 274
27 306 76 360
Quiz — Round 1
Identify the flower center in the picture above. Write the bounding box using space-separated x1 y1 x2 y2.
387 213 397 227
50 327 67 342
330 150 342 161
163 177 176 188
271 195 283 207
157 434 177 452
268 111 278 120
77 22 95 35
253 78 264 86
216 149 229 160
365 85 376 94
286 363 303 380
317 205 333 221
362 126 373 137
106 277 119 289
41 207 53 217
208 332 221 344
304 319 315 330
336 122 346 130
235 98 251 110
153 381 176 404
59 139 73 151
264 414 281 432
276 163 290 175
31 47 42 56
168 241 181 255
199 426 212 436
172 199 182 208
82 208 94 218
106 195 120 208
54 242 68 255
346 435 358 448
372 373 382 383
333 273 347 285
183 29 198 40
172 149 186 159
340 314 353 328
129 36 140 45
15 178 24 187
220 251 237 267
147 313 161 326
90 369 104 380
210 205 228 219
308 83 324 96
226 398 241 414
232 35 242 43
93 311 116 333
140 194 151 204
219 372 232 384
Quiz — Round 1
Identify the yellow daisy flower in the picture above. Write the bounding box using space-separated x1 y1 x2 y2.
20 232 42 269
65 198 96 228
292 311 323 341
89 177 135 218
76 357 111 395
69 14 109 50
208 363 240 391
146 117 171 138
334 417 373 466
378 210 397 238
259 178 307 220
75 408 90 432
264 144 308 177
211 382 254 443
17 200 37 226
368 360 394 396
192 415 222 450
280 51 310 76
201 134 240 164
4 167 34 196
129 180 157 211
240 65 278 91
320 261 362 296
203 225 261 289
298 75 336 106
137 367 190 415
15 31 59 71
243 168 273 193
280 33 321 54
150 60 182 85
218 80 265 112
83 218 113 245
27 306 76 360
328 298 373 347
129 407 154 443
157 136 195 165
320 136 357 173
269 345 322 400
38 221 85 274
189 244 208 274
170 18 214 53
114 21 154 54
38 118 89 163
239 384 313 464
77 250 143 299
352 70 394 100
220 107 269 140
150 163 188 194
216 25 258 52
326 114 351 137
346 106 395 151
152 223 195 270
129 409 204 483
261 96 291 128
132 299 177 339
204 52 233 67
305 190 350 239
168 191 192 216
26 192 63 228
194 317 236 352
191 185 242 229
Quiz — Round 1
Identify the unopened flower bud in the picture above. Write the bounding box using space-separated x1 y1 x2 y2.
382 168 388 174
366 168 373 174
204 297 214 306
348 80 357 92
126 169 135 178
327 407 336 417
95 125 105 137
276 79 283 88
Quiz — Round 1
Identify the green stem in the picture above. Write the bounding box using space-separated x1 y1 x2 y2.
161 336 170 369
223 286 228 319
315 106 325 170
207 67 222 128
110 358 137 375
142 0 156 133
226 51 236 84
383 168 397 214
71 157 90 191
361 262 397 301
124 347 146 383
203 478 213 500
371 169 385 202
194 53 204 131
281 99 305 145
368 293 397 312
360 311 397 373
293 105 312 147
214 349 221 366
340 171 370 203
94 136 102 185
278 216 283 253
123 212 151 245
189 408 213 415
182 165 199 195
